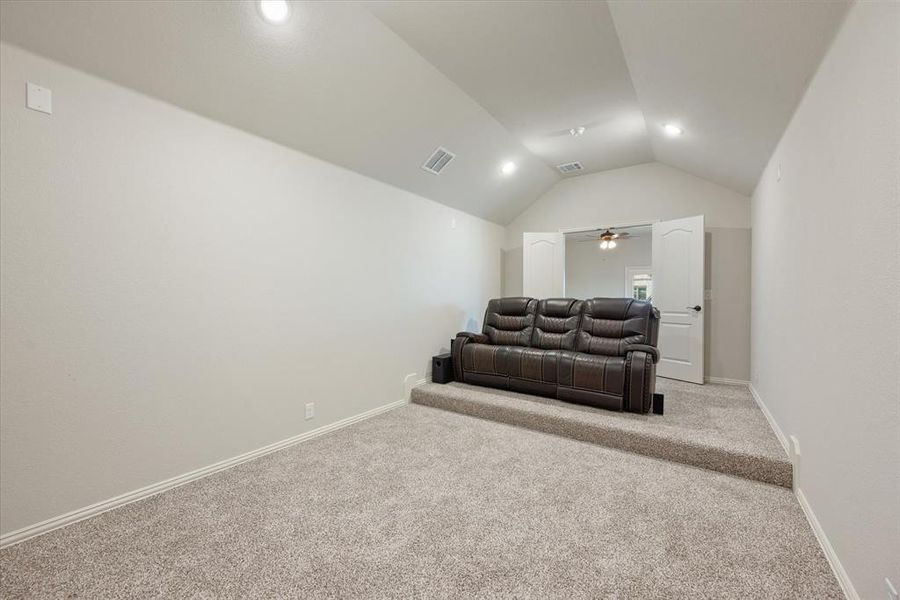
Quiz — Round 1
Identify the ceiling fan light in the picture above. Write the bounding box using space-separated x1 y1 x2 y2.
600 240 608 249
608 240 617 249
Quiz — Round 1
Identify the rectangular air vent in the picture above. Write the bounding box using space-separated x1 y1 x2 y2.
556 161 583 173
422 147 456 175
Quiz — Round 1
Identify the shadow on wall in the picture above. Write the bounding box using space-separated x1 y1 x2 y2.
416 305 483 379
465 317 479 334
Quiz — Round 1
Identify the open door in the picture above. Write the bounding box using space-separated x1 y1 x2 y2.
523 232 565 298
652 216 705 384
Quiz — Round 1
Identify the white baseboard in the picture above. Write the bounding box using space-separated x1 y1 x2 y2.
748 383 789 455
0 397 409 550
403 374 427 400
796 487 857 600
705 376 751 386
749 384 855 600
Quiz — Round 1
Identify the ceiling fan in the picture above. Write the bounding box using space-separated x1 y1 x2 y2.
597 228 630 250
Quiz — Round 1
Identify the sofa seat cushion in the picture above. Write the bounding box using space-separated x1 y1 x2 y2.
461 344 563 383
557 351 626 396
505 347 561 383
461 343 506 376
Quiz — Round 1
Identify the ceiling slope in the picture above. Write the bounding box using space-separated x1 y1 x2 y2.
368 0 653 177
0 1 852 221
608 0 851 195
0 0 558 224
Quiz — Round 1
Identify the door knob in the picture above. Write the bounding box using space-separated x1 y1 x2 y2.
686 305 702 312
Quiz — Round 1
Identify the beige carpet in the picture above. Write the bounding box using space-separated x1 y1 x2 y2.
0 404 840 599
412 378 792 487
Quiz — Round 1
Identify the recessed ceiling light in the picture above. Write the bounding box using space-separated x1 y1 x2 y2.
663 123 684 136
259 0 290 23
501 161 517 175
570 126 586 137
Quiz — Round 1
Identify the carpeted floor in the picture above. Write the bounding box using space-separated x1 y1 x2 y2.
412 378 792 487
1 403 840 599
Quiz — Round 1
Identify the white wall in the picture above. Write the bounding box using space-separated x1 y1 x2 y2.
750 3 899 598
0 44 505 536
565 233 651 299
503 162 752 381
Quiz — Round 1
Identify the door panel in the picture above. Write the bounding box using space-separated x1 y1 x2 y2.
523 232 565 298
652 216 705 383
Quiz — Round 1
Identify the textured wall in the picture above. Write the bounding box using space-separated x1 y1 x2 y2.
0 44 504 535
750 3 899 597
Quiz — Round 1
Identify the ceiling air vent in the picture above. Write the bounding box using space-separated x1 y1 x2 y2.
422 146 456 175
556 161 583 174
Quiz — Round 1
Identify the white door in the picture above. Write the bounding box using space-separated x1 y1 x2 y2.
652 216 705 384
523 232 565 298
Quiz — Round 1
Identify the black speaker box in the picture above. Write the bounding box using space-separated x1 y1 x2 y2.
432 353 453 384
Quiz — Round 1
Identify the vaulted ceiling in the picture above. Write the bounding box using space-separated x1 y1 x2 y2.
0 1 849 224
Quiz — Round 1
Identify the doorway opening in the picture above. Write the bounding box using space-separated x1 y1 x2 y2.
563 225 652 301
522 215 706 384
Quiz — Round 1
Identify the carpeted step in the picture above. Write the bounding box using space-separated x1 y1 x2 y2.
411 380 792 488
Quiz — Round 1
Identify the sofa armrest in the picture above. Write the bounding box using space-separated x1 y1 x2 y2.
456 332 489 344
451 334 483 383
624 344 660 364
624 350 657 414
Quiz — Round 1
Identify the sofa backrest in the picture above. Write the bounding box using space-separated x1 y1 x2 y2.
576 298 659 356
531 298 583 350
482 297 537 346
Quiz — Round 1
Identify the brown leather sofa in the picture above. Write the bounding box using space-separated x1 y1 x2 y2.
451 297 661 413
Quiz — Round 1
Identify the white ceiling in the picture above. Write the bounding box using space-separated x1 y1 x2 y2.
0 1 850 221
0 0 558 224
608 0 851 195
368 1 653 176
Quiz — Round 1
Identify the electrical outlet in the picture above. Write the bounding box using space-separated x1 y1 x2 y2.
305 402 315 420
886 577 898 600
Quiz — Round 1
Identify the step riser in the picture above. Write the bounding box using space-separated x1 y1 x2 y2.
412 388 792 488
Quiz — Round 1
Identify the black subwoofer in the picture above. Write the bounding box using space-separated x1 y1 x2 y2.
432 353 453 384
